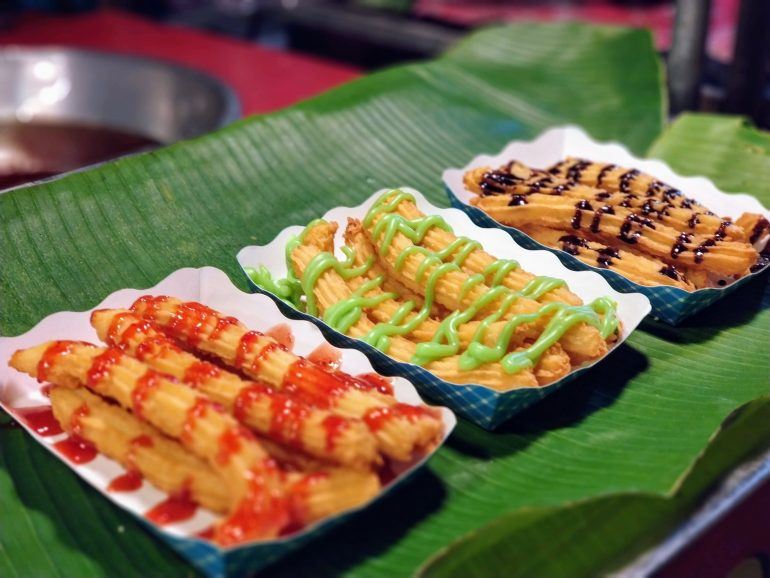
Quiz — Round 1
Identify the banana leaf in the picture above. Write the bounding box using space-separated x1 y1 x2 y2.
1 22 768 578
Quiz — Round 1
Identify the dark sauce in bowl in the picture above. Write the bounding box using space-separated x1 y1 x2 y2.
0 122 159 190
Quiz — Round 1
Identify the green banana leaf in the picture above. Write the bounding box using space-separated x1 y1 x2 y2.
1 22 768 578
420 397 770 578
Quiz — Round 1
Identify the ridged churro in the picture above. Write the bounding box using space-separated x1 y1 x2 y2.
8 297 437 547
464 158 769 289
291 221 544 389
50 385 231 513
91 308 379 469
522 226 695 290
49 386 379 528
128 297 444 462
10 340 289 545
250 189 620 392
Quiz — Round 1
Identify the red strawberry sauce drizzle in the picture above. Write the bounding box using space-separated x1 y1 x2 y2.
37 341 91 383
15 406 62 436
100 307 184 363
103 310 136 344
288 471 329 526
265 323 294 350
216 425 255 465
214 459 289 546
181 397 214 445
354 373 394 396
86 348 124 389
108 434 154 492
108 470 143 492
54 403 96 464
321 415 349 452
130 295 168 321
131 370 162 418
145 486 197 525
307 343 341 370
54 436 97 464
183 361 221 388
363 403 440 432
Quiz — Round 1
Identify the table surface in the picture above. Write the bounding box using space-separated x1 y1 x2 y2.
0 9 764 578
0 9 361 116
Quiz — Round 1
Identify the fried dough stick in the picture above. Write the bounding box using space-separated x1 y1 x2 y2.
522 226 696 290
129 297 444 460
547 158 713 212
91 309 379 469
285 468 380 526
736 213 770 246
342 221 572 384
548 158 770 250
51 386 230 513
382 192 613 361
10 341 289 545
344 220 541 346
390 189 584 307
464 164 746 241
291 222 540 389
471 193 757 276
50 386 380 527
362 194 611 365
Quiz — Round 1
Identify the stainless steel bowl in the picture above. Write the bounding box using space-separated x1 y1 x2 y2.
0 47 240 143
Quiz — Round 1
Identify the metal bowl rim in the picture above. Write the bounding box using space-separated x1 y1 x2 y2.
0 45 242 130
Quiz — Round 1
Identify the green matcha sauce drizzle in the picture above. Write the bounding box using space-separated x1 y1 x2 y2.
250 190 620 375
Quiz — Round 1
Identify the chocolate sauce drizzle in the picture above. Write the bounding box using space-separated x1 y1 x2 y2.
480 161 745 276
659 265 683 281
527 176 552 193
693 238 716 264
571 199 593 229
714 221 729 240
670 232 693 259
596 164 615 185
566 160 591 182
617 213 655 245
661 186 682 201
596 247 619 268
590 205 615 233
645 181 661 197
558 234 619 268
639 198 670 219
619 169 640 192
548 161 566 175
558 234 589 256
480 170 519 195
750 216 770 245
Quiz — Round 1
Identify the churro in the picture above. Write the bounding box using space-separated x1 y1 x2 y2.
250 189 620 392
11 340 289 545
8 294 442 547
464 158 768 289
91 308 379 469
128 297 444 462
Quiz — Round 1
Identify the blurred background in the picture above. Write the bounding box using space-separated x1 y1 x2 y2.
0 0 767 190
2 1 767 112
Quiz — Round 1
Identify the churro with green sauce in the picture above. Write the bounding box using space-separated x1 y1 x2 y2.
251 190 619 385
